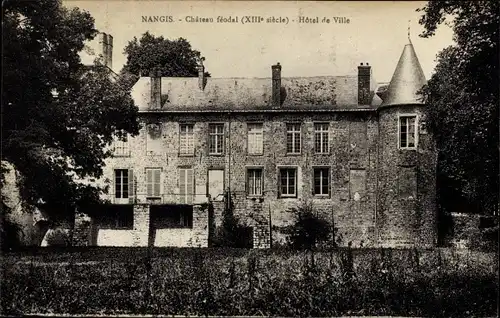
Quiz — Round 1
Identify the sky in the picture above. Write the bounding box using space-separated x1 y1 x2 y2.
65 0 454 83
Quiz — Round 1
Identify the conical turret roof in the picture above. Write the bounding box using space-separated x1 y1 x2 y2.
380 42 426 108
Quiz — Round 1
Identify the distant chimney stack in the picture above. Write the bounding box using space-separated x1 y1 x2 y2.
150 69 162 109
272 62 282 108
358 62 371 105
98 33 107 66
97 32 113 69
198 64 206 90
106 34 113 69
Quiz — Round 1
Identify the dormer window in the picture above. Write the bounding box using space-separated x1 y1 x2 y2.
399 115 418 149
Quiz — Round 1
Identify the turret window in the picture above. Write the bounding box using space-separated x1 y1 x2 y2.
399 115 418 149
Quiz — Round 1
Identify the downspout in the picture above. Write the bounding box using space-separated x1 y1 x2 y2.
228 111 231 203
375 113 380 247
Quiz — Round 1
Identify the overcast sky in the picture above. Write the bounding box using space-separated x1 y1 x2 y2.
65 0 454 83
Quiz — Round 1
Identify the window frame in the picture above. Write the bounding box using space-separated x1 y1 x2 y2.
247 123 264 155
179 123 195 156
278 167 298 198
313 167 330 197
114 169 129 201
314 123 330 154
145 167 162 198
398 114 418 150
113 131 130 157
246 167 264 197
208 123 225 155
286 123 302 155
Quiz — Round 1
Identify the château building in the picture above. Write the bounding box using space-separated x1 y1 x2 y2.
73 33 437 248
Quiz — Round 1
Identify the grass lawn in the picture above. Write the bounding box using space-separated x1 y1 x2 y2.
1 247 498 316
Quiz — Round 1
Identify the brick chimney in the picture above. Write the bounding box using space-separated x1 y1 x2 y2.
106 34 113 69
98 33 107 66
358 62 371 105
272 62 281 108
198 64 206 90
150 69 161 109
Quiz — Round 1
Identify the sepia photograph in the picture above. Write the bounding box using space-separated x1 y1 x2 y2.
1 0 498 316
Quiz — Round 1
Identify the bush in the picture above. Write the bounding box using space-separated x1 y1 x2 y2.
286 200 332 250
213 191 252 248
0 217 22 251
43 228 71 247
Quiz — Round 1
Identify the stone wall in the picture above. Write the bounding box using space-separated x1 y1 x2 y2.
377 105 437 247
96 112 381 247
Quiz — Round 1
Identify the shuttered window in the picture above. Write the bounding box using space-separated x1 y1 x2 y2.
179 168 194 204
247 123 263 155
146 168 161 198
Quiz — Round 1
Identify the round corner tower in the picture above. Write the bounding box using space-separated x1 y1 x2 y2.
376 41 437 248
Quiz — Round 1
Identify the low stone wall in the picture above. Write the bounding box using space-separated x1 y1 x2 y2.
73 203 209 247
446 212 498 250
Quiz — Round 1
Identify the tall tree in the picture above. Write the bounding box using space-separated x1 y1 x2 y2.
417 1 499 214
122 31 210 77
2 0 139 219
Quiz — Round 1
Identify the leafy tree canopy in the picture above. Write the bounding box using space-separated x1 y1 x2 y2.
2 0 140 217
417 1 499 214
122 31 210 78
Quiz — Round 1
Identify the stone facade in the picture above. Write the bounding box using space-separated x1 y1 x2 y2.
72 41 439 248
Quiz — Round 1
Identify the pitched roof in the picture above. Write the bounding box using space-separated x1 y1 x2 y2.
132 74 379 112
380 43 427 108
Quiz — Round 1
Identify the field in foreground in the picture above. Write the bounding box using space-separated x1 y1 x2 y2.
1 247 498 316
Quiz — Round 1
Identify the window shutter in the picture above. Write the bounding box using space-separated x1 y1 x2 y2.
179 169 186 204
187 168 194 204
154 169 161 197
113 170 118 201
128 169 134 204
146 169 153 197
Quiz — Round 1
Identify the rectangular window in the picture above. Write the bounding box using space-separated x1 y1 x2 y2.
209 124 224 155
349 169 366 201
98 206 134 229
146 123 162 155
151 206 193 229
286 123 301 154
179 167 194 204
247 123 263 155
208 169 224 201
179 124 194 156
314 123 329 153
114 169 129 199
146 168 161 198
279 168 297 198
313 167 330 196
399 116 417 149
114 131 129 157
247 168 263 196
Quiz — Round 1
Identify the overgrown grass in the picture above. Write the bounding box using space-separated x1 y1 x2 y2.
1 247 498 316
